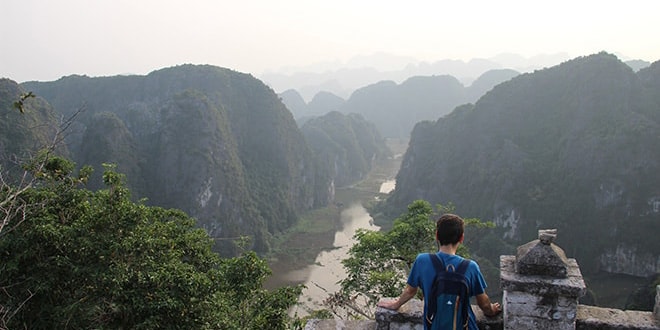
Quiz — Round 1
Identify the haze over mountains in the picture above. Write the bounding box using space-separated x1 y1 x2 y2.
281 69 522 139
261 52 649 101
275 52 652 140
1 52 658 285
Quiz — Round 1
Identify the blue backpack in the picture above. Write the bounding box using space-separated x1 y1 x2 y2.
426 253 471 330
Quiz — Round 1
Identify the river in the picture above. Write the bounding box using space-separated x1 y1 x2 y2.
268 179 395 315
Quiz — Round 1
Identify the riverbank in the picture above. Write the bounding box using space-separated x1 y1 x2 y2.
265 138 407 289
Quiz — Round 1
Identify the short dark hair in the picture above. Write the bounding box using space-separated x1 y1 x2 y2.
436 214 464 245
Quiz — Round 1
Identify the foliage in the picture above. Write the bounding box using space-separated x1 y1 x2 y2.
12 91 34 113
22 65 329 255
387 53 660 278
0 160 301 329
624 274 660 311
301 111 390 188
334 200 493 318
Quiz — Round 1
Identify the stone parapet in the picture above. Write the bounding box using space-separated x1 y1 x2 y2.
501 230 586 330
305 302 659 330
304 230 659 330
500 255 586 297
576 304 659 330
375 298 424 329
303 319 376 330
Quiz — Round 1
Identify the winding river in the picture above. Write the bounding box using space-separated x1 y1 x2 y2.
270 179 395 315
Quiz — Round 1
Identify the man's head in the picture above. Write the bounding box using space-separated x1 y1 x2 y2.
435 214 464 246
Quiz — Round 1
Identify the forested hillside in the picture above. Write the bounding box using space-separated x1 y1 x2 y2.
301 111 389 188
386 53 660 277
0 79 68 177
20 65 332 255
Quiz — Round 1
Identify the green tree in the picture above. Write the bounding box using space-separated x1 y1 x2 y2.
0 160 301 329
333 200 493 319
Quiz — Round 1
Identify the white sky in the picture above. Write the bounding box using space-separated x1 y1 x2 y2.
2 0 659 82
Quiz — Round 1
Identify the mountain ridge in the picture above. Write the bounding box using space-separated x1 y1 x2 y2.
386 52 660 277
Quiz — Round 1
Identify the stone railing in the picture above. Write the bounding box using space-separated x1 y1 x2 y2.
304 230 660 330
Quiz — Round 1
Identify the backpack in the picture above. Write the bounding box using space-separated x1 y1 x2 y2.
425 253 471 330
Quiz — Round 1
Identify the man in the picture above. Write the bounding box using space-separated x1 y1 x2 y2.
378 213 501 330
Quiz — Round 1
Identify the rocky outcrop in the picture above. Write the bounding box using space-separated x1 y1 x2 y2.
599 244 660 277
20 65 333 255
301 111 389 188
387 53 660 276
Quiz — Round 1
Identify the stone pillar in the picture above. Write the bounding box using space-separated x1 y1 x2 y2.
500 229 586 330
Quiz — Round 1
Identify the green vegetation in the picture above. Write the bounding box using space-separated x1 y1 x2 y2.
0 159 302 329
21 66 331 255
268 206 339 270
387 53 660 309
267 137 404 273
1 86 304 328
332 200 493 318
301 111 390 188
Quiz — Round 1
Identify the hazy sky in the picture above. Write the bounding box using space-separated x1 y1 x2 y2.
2 0 659 82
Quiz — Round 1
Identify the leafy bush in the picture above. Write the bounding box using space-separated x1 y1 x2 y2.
0 160 301 329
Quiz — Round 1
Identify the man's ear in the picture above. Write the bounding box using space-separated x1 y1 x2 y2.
459 233 465 243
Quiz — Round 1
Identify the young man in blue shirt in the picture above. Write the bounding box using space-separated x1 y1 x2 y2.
378 213 501 329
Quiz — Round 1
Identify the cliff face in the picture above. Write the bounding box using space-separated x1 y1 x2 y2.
599 243 660 277
21 65 332 254
301 111 390 188
388 53 660 276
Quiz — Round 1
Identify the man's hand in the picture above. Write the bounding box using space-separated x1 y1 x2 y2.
476 293 502 317
487 302 502 316
377 284 418 311
377 298 401 310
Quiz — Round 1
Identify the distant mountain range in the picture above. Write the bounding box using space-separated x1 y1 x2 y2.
281 69 520 139
261 52 584 101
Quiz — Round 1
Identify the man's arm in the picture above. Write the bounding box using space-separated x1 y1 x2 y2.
475 293 501 316
377 284 418 310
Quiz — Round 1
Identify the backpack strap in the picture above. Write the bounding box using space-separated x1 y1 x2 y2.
455 258 471 275
426 253 443 327
428 253 445 273
429 253 471 275
456 259 471 329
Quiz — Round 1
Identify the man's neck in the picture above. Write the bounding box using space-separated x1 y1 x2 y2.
438 244 459 255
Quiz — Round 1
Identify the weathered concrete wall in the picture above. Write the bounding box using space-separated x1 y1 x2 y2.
501 230 586 330
576 304 658 330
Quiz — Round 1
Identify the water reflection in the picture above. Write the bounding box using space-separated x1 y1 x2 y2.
288 202 380 315
379 179 395 194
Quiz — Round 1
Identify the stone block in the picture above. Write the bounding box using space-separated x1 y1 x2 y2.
376 299 424 330
576 304 659 330
504 291 577 320
501 255 586 298
389 322 423 330
515 229 569 278
304 319 377 330
505 314 575 330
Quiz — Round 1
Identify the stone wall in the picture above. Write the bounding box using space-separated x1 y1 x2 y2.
304 298 659 329
304 230 659 330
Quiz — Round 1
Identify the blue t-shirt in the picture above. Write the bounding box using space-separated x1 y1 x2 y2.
407 252 487 330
